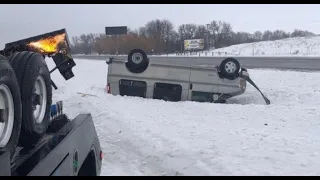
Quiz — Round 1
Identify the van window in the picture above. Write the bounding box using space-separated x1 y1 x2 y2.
191 91 214 103
153 83 182 102
119 79 147 98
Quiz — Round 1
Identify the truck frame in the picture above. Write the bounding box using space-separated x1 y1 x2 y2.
0 29 102 176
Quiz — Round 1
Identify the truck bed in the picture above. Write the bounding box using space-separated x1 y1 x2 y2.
0 113 102 176
11 134 54 174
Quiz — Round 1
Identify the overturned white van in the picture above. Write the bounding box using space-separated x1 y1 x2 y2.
106 49 270 104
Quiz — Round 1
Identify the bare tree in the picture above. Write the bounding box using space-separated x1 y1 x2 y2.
194 25 207 39
138 27 147 37
253 31 263 41
178 24 197 41
291 29 315 37
208 20 233 48
262 30 273 41
70 18 317 55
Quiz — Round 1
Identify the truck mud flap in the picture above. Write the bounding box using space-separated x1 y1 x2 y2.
240 74 271 105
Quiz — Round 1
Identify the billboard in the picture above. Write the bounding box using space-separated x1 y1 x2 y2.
184 39 204 50
105 26 127 35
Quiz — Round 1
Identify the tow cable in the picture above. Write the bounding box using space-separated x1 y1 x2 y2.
239 68 271 105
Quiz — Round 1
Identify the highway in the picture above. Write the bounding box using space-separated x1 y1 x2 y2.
72 54 320 71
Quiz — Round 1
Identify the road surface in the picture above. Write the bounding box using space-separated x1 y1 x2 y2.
72 55 320 71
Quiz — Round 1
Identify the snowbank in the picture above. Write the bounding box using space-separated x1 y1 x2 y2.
46 58 320 176
165 36 320 57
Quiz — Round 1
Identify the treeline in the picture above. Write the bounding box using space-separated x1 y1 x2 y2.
70 19 316 55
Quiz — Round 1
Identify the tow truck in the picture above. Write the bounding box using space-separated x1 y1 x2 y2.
0 29 102 176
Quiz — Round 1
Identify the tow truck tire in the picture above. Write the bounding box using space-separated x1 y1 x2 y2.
0 56 22 159
8 51 52 147
125 49 149 73
219 58 240 79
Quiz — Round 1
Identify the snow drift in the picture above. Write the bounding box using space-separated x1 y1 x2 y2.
165 36 320 57
46 58 320 176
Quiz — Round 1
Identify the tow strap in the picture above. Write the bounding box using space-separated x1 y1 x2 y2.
239 72 271 105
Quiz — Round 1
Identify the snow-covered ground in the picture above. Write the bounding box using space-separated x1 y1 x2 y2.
169 36 320 57
46 58 320 176
213 36 320 56
76 36 320 57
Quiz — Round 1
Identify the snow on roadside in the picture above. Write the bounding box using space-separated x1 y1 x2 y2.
164 36 320 57
46 58 320 176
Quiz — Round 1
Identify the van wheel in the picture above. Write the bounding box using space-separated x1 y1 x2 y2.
0 56 22 159
126 49 149 73
219 58 240 79
8 51 52 148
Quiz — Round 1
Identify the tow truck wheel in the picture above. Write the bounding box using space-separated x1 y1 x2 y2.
219 58 240 79
8 51 52 147
0 56 22 159
125 49 149 73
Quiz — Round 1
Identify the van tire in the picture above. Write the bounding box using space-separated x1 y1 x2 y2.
126 49 149 73
8 51 52 148
219 58 240 79
0 55 22 160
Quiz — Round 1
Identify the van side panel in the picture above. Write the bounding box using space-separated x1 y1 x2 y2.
107 60 191 101
108 76 189 101
106 59 244 102
109 61 191 82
